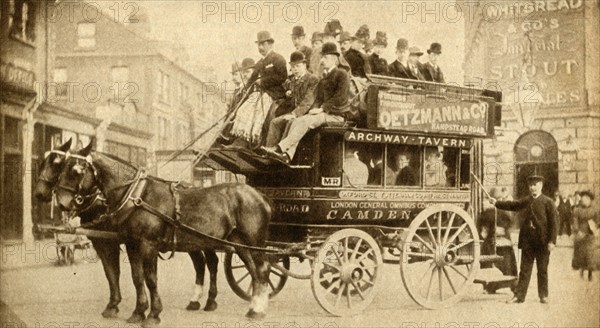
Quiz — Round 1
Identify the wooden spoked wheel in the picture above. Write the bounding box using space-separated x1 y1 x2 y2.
224 252 290 302
400 204 480 309
311 229 383 316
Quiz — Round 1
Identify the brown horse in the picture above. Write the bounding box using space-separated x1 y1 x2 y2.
33 140 220 319
54 142 272 326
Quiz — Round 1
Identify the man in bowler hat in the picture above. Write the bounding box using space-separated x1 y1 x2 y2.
261 42 350 163
421 42 445 83
388 38 413 79
490 175 558 304
246 31 287 100
291 26 312 70
311 21 351 78
264 51 319 148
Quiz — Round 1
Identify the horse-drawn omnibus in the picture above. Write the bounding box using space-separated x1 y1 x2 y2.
201 75 511 315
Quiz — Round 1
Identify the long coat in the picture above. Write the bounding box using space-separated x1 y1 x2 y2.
344 48 371 78
495 195 558 249
283 73 320 117
369 53 388 75
421 62 445 83
388 60 413 79
312 67 350 115
247 50 288 100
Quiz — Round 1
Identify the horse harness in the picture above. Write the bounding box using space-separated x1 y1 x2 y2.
60 153 279 254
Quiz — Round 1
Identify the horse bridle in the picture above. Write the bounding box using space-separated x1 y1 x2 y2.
56 153 102 207
37 150 69 185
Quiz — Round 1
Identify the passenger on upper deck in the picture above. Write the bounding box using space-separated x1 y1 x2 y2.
408 47 425 81
421 42 445 83
343 28 371 79
308 32 323 74
311 21 351 78
260 43 350 164
388 38 413 80
291 26 312 70
227 58 255 110
228 31 287 146
264 51 319 148
369 31 389 76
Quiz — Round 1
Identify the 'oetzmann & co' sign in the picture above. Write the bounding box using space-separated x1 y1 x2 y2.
376 92 490 136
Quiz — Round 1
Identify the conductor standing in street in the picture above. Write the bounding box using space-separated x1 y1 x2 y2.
489 175 558 304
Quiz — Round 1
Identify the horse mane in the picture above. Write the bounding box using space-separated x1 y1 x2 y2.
96 151 138 170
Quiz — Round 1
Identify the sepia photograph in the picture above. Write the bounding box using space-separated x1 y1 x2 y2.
1 0 599 327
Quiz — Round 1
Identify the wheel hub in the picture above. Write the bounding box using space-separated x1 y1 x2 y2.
340 263 363 283
434 246 458 267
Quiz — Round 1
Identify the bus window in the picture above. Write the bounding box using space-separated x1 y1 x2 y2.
460 149 471 190
386 145 421 187
424 146 459 188
343 142 382 187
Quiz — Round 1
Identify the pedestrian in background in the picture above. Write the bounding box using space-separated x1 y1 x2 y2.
490 175 558 304
571 191 600 281
555 190 573 240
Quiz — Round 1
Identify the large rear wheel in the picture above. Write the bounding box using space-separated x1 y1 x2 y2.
311 229 383 316
400 204 480 309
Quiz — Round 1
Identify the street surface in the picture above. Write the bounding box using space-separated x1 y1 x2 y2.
1 238 598 328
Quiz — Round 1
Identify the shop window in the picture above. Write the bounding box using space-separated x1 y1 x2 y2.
386 145 421 187
424 146 459 188
77 22 96 48
53 68 67 97
157 71 170 104
10 0 36 43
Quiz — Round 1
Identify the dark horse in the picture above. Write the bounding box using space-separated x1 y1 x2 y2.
54 142 272 326
33 139 220 320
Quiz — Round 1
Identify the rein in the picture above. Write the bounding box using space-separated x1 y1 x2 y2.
65 154 280 253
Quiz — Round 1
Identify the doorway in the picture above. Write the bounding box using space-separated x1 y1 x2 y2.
514 131 559 199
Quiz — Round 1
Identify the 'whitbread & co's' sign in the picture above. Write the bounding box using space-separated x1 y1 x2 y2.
375 91 491 137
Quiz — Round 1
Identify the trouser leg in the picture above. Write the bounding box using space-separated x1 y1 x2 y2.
265 116 292 147
535 247 550 299
515 246 535 300
278 113 343 159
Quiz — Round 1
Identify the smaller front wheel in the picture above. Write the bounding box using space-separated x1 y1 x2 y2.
311 229 383 316
224 252 290 301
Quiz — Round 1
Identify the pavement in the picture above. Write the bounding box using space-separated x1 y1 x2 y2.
0 236 598 328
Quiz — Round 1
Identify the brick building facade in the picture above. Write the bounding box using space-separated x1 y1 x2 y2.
462 0 599 199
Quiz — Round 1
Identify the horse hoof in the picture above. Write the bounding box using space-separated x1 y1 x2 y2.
101 307 119 318
186 301 201 311
245 309 266 320
203 300 218 312
126 312 146 323
142 317 161 328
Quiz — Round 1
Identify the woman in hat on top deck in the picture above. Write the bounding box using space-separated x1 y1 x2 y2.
369 31 389 76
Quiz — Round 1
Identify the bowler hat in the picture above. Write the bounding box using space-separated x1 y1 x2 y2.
372 31 388 47
321 42 340 57
255 31 274 44
289 51 307 64
396 38 409 50
240 58 255 71
427 42 442 54
324 19 343 37
339 31 355 43
409 46 423 57
291 25 305 37
311 32 323 42
526 174 545 183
